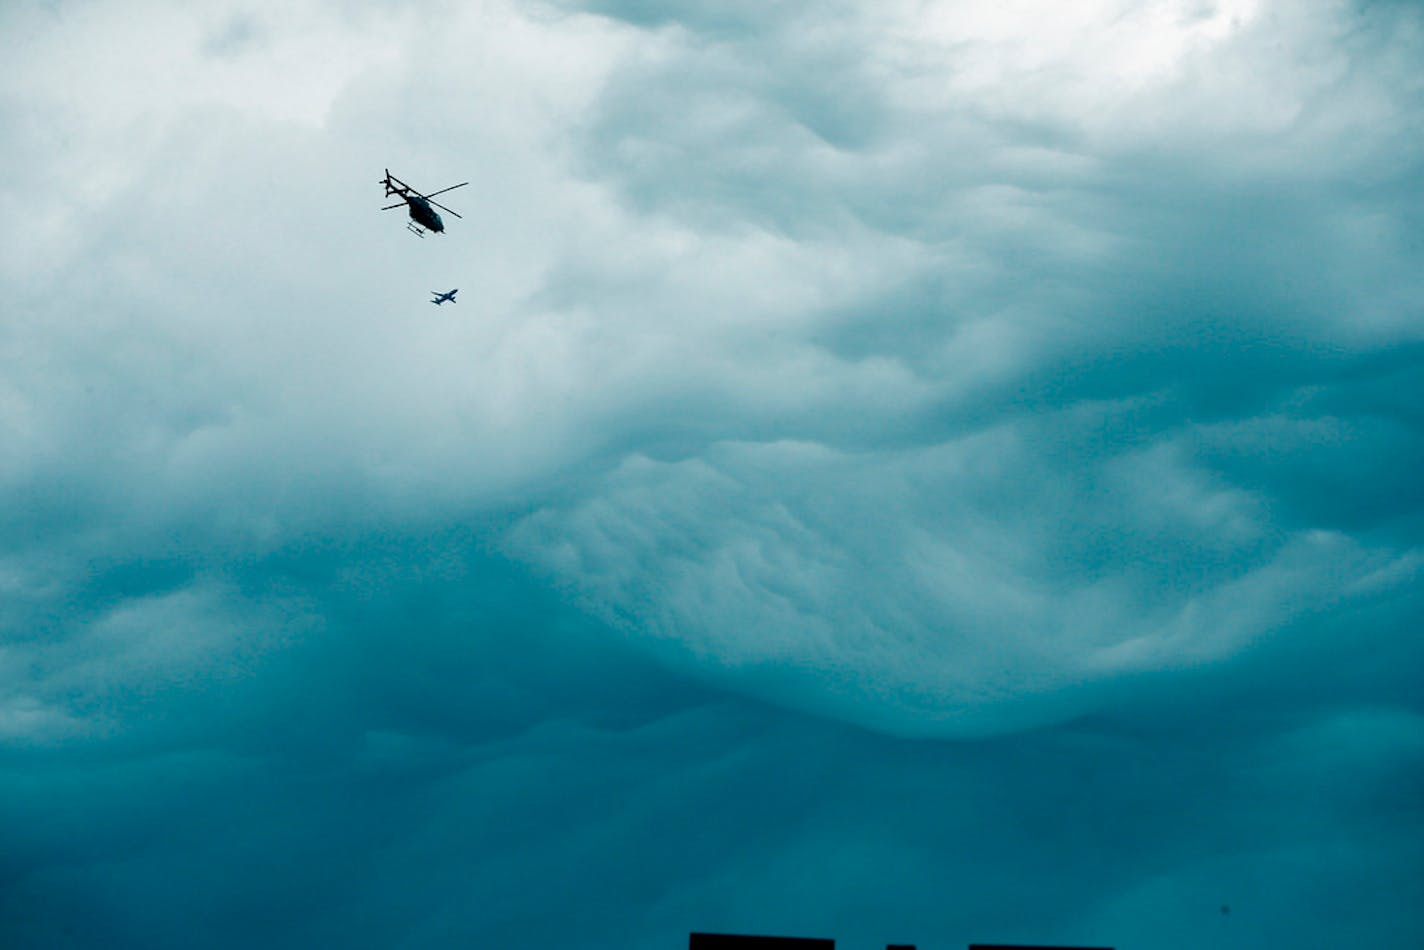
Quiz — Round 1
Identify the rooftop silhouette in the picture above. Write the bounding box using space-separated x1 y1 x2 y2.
690 935 1112 950
690 936 834 949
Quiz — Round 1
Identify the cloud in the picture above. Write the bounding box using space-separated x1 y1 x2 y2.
2 0 1423 946
506 433 1418 736
482 0 1424 736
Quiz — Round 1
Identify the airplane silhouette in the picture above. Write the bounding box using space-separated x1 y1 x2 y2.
430 289 458 305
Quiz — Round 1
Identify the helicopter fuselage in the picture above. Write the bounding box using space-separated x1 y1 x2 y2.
405 196 444 233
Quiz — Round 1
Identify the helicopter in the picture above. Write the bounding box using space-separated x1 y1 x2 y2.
380 169 468 236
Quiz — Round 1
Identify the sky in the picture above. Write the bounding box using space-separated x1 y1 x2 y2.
2 0 1422 947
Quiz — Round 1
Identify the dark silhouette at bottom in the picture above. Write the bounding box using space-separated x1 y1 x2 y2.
691 934 1112 950
691 936 834 949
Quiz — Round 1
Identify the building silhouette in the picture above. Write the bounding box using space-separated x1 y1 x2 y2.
689 935 1111 950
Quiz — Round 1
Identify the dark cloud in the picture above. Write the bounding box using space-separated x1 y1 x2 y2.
5 647 1421 948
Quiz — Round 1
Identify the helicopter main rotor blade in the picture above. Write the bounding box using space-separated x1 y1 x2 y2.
380 202 406 211
427 200 463 219
421 181 469 200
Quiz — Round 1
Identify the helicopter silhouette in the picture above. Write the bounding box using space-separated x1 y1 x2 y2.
380 169 468 237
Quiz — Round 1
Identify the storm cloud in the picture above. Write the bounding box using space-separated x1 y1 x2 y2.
2 1 1422 947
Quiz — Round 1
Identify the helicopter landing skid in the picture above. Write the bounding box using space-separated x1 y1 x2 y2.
406 222 427 237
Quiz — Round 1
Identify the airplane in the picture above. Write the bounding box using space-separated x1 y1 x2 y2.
380 169 468 236
430 289 458 305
